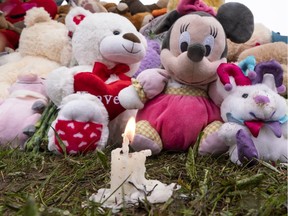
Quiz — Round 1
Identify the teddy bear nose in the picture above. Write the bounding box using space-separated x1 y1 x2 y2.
123 33 141 43
253 95 270 105
187 43 205 62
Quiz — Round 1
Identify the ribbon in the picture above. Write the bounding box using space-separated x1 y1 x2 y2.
177 0 216 16
92 62 130 81
226 113 287 138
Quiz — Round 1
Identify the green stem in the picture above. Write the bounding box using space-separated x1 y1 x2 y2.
25 102 58 152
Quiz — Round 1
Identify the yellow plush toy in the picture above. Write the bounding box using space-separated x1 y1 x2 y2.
0 7 72 100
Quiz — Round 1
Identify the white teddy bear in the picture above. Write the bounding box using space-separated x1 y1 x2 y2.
45 7 147 153
0 7 72 100
215 60 287 166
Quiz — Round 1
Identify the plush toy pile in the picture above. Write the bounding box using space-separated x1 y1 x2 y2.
0 7 72 100
0 0 287 166
119 0 254 155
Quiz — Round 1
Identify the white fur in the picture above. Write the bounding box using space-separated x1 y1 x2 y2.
219 83 288 165
45 7 147 148
118 85 144 109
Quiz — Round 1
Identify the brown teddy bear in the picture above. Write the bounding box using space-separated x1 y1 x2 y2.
227 23 287 62
106 0 156 31
226 23 287 97
56 0 109 24
237 42 288 97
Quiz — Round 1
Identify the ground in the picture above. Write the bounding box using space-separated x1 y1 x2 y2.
0 142 287 216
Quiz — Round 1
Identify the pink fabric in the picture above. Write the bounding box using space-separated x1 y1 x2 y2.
54 120 103 154
177 0 216 16
136 93 221 151
217 63 251 87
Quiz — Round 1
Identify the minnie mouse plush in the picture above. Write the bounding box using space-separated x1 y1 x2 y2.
119 0 254 154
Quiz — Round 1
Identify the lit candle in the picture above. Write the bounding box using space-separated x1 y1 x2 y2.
121 117 135 155
89 117 179 211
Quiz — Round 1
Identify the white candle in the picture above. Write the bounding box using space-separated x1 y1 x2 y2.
89 117 180 211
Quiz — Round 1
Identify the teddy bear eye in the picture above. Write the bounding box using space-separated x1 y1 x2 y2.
179 31 191 52
242 93 249 98
113 30 120 35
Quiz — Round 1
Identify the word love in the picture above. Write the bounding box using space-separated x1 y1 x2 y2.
95 95 120 104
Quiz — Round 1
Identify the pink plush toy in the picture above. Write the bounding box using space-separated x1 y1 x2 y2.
0 73 48 149
204 61 287 165
119 0 254 154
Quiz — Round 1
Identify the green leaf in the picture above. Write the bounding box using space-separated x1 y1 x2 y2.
186 147 197 181
23 196 40 216
51 126 67 157
96 150 109 169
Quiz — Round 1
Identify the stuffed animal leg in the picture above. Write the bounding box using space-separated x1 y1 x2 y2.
48 93 109 155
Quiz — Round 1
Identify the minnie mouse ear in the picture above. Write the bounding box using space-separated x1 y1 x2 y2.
217 2 254 43
65 6 91 34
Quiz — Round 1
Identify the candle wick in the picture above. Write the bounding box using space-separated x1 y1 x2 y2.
120 150 123 154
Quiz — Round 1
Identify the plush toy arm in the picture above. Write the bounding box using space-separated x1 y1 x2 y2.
45 66 75 106
208 78 230 106
137 68 169 98
119 68 169 109
118 85 145 109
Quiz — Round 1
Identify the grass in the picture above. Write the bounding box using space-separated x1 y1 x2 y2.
0 142 287 216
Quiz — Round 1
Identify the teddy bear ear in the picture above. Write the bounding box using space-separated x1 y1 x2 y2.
24 7 51 27
216 2 254 43
65 6 91 33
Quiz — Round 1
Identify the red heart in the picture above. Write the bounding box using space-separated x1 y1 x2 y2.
54 119 103 154
74 72 131 120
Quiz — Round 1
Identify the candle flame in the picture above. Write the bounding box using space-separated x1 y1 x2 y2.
124 117 136 142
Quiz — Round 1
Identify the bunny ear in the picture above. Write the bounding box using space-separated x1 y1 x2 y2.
65 6 91 35
217 63 252 91
253 60 286 94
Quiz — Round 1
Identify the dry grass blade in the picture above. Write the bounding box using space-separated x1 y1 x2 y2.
0 145 287 215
